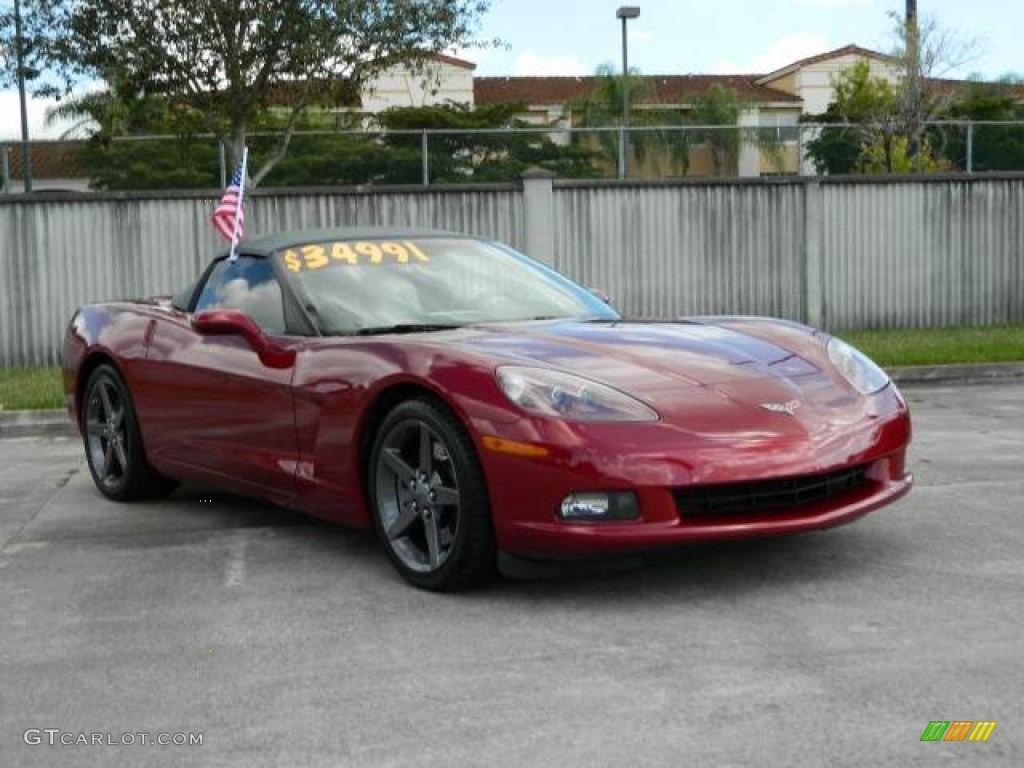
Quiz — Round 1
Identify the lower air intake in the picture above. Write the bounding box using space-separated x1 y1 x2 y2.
673 464 870 520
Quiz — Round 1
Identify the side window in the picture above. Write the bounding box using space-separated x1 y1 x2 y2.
194 256 287 334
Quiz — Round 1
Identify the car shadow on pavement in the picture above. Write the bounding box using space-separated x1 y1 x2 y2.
158 483 912 602
477 524 911 604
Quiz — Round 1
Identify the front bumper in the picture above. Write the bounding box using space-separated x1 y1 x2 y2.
472 390 912 558
494 456 911 557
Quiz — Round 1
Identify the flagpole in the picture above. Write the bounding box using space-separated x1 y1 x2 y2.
228 146 249 261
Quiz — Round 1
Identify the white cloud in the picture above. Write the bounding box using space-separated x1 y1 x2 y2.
513 49 588 77
792 0 875 7
709 33 831 74
0 90 80 141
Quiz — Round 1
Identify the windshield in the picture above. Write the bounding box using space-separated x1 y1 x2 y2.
277 237 619 335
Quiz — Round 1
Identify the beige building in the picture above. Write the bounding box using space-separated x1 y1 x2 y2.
361 53 477 115
355 45 907 177
754 45 899 116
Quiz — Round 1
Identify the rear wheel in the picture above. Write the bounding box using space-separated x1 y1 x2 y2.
83 364 178 501
369 398 496 591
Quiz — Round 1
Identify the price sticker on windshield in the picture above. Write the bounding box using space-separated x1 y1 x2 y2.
283 241 430 273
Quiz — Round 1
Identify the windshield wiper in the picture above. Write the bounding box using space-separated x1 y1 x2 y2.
353 323 464 336
522 314 621 324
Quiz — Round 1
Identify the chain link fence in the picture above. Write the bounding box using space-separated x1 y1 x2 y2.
3 121 1024 192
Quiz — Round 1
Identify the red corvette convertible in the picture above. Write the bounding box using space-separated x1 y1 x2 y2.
63 228 912 590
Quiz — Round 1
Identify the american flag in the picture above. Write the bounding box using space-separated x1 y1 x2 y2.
211 157 246 243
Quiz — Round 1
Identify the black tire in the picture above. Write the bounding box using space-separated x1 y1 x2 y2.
368 397 496 591
82 364 178 501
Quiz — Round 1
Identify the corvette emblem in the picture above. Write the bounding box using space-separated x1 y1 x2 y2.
760 399 802 415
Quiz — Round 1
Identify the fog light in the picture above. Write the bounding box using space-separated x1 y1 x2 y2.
558 491 639 521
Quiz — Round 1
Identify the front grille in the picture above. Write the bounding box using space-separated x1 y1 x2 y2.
673 464 870 520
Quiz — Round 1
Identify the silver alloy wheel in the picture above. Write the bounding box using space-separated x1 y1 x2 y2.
85 377 129 491
374 419 461 573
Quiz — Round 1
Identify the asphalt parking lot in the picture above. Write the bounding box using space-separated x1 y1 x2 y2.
1 383 1022 767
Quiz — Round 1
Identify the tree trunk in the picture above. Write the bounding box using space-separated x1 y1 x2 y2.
229 123 247 178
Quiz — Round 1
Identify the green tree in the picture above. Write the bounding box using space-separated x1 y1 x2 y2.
377 103 596 182
689 84 743 177
76 136 221 189
859 133 946 173
0 0 61 92
802 105 860 175
43 71 187 139
805 9 980 176
943 77 1024 171
888 10 979 169
75 102 598 189
804 61 905 173
42 0 493 185
40 71 224 189
569 64 690 177
258 133 415 187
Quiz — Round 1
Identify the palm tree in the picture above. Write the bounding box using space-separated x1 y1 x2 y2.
44 72 173 139
569 64 690 177
689 84 742 176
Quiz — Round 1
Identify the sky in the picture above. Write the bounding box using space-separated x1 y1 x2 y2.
2 0 1022 141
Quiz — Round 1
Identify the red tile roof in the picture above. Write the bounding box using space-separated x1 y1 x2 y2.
474 75 802 107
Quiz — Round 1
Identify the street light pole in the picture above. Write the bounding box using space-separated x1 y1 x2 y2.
906 0 921 169
906 0 919 88
616 6 639 180
13 0 33 192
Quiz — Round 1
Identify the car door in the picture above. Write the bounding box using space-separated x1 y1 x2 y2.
138 253 303 502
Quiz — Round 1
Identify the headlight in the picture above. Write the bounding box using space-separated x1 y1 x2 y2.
827 337 890 395
495 366 659 422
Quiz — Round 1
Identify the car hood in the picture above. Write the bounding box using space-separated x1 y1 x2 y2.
457 320 855 418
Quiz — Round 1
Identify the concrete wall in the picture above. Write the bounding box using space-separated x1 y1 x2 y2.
2 175 1022 365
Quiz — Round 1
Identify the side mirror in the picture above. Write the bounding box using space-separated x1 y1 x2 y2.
588 288 612 305
193 309 296 369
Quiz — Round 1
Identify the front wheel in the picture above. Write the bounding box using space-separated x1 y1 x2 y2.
369 398 496 591
82 364 178 501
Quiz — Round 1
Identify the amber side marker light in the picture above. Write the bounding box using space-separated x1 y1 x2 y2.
481 435 550 458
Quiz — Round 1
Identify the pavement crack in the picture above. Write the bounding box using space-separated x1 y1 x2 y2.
55 466 80 489
0 459 85 554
